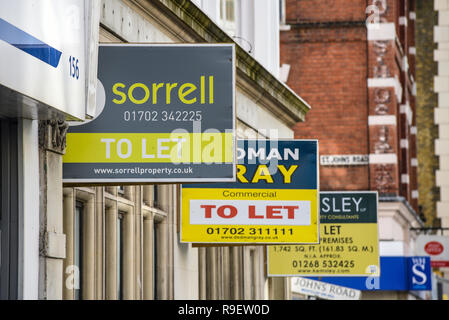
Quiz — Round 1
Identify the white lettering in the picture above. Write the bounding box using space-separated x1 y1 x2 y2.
141 138 155 159
284 148 299 160
353 197 362 212
266 148 282 160
342 197 351 212
172 138 186 159
117 139 132 159
101 138 115 159
157 138 170 158
248 148 266 160
321 197 331 213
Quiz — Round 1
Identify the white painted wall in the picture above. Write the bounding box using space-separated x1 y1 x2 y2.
195 0 280 78
379 241 407 256
251 0 280 77
18 119 40 300
237 90 293 138
377 201 422 257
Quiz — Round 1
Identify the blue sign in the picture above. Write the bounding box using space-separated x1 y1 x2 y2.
309 256 431 291
183 139 318 190
407 257 431 291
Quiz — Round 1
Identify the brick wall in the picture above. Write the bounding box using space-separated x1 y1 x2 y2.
283 0 419 212
283 32 369 190
285 0 367 22
415 0 439 226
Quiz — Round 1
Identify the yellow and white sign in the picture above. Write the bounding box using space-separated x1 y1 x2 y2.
268 191 379 276
181 139 319 244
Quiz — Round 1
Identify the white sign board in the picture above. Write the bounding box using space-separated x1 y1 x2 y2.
291 277 361 300
0 0 85 120
416 235 449 268
320 154 369 166
189 200 311 226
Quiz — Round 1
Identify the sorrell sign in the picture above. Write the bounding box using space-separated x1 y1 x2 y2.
63 44 236 184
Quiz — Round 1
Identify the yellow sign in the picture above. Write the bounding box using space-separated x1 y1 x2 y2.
268 191 379 276
181 139 319 244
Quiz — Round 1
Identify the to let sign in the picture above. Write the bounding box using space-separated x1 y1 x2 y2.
180 139 319 244
63 44 235 184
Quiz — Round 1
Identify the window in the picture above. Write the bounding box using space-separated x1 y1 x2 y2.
74 201 83 300
153 220 158 299
0 119 19 300
143 185 158 208
117 212 124 300
153 186 158 208
249 249 256 299
279 0 286 25
219 0 236 36
152 212 168 300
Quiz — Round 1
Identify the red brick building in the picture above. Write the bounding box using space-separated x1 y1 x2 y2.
281 0 424 258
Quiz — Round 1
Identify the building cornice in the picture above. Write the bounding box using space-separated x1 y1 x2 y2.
379 196 424 228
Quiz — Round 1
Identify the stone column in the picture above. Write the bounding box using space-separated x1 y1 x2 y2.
198 247 207 300
154 218 168 299
134 186 142 299
231 247 241 299
62 188 74 300
206 247 218 299
142 212 154 300
82 196 95 299
122 207 135 300
95 187 104 299
155 185 171 299
243 247 252 299
105 203 117 299
38 120 69 300
268 277 290 300
222 247 231 299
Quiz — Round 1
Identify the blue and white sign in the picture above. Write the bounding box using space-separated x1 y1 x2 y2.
309 256 432 291
407 257 432 291
0 0 86 120
291 277 361 300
